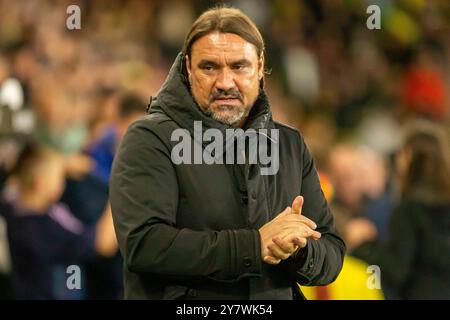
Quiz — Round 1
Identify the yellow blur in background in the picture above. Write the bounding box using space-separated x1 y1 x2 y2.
300 255 384 300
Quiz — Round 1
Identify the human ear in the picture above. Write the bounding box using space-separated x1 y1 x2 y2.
258 54 264 80
185 55 192 82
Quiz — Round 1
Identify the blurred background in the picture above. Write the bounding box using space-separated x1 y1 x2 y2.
0 0 449 299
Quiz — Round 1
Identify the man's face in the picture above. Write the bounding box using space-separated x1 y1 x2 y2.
186 32 264 127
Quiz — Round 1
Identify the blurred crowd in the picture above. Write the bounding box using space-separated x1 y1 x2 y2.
0 0 449 299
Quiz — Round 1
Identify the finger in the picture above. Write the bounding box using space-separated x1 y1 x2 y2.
298 228 321 240
272 225 312 241
275 206 291 219
282 234 307 249
267 242 291 260
291 196 304 215
311 231 321 240
264 255 281 265
293 237 307 248
297 216 317 230
279 222 321 240
272 236 297 254
280 214 317 230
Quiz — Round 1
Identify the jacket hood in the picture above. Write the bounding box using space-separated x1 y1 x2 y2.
149 52 273 138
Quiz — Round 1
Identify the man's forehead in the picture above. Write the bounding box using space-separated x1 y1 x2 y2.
190 32 259 61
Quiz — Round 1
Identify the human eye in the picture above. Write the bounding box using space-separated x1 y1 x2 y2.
198 61 217 72
231 60 250 72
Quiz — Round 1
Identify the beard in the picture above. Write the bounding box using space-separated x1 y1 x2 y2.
203 103 250 126
203 88 254 126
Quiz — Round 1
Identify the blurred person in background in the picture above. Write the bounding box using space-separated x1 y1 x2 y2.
59 93 145 299
87 93 146 185
78 93 145 299
348 121 450 299
60 92 145 225
357 147 394 243
30 76 95 182
0 145 117 299
327 143 367 234
87 87 121 145
299 143 385 300
328 143 394 245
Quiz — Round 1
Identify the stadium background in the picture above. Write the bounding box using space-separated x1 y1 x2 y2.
0 0 449 299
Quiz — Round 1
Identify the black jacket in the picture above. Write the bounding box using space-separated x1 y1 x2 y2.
110 53 345 299
353 198 450 299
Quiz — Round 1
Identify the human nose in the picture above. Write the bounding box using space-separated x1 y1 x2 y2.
215 68 236 91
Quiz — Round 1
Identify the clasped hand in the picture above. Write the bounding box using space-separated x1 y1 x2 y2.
258 196 321 265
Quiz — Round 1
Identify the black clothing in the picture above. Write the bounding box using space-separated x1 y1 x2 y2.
110 53 345 299
353 198 450 299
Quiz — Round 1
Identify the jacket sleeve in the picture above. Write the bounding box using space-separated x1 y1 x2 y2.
284 134 346 286
109 119 262 282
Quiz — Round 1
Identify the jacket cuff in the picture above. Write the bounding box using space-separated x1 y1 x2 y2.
230 229 262 280
293 239 317 285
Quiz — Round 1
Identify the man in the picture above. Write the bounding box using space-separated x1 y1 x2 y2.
110 7 345 299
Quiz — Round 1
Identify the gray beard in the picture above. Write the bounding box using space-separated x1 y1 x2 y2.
203 105 246 126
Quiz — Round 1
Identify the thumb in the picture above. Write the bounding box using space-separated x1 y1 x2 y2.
292 196 304 215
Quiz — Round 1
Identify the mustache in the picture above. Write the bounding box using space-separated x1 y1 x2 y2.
209 89 243 103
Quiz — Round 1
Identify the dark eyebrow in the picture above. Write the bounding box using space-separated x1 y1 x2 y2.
230 59 251 67
197 60 220 68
